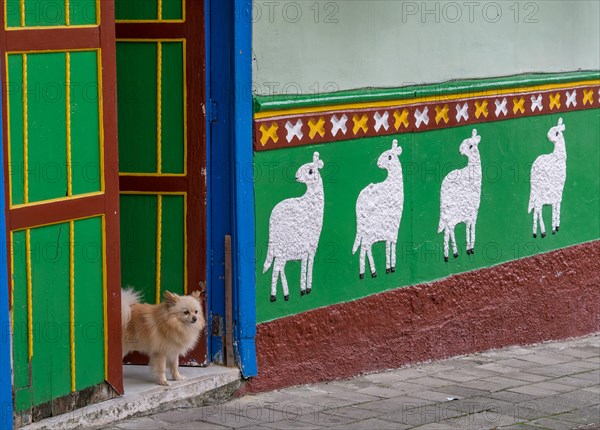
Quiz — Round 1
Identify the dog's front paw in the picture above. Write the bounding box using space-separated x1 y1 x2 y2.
173 374 186 381
158 379 170 386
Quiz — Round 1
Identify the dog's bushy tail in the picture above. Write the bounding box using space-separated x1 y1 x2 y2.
121 288 141 331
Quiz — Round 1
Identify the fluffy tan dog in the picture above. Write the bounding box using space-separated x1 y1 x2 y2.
121 288 205 386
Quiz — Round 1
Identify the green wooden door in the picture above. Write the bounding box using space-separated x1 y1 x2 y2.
115 0 207 364
0 0 122 422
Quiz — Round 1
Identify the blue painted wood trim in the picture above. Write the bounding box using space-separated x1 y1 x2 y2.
206 0 229 363
207 0 257 375
0 84 14 428
232 0 257 377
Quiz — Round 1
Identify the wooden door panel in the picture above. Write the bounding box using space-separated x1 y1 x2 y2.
116 0 207 365
1 0 122 421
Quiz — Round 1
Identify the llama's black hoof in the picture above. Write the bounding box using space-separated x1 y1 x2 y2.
453 252 459 259
284 295 289 302
301 290 306 296
466 249 471 255
359 273 364 280
533 233 537 238
444 256 449 262
386 268 391 274
270 295 276 302
371 271 377 278
306 288 311 295
552 229 556 235
541 232 546 238
556 226 560 232
391 267 396 273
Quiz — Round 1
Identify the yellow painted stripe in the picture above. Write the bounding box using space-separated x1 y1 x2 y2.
96 48 106 193
69 221 76 391
254 80 600 120
158 0 163 20
22 54 28 204
156 42 162 174
183 194 188 294
10 232 14 331
25 229 32 361
20 0 25 26
65 0 70 26
155 195 162 303
66 52 72 197
101 216 108 379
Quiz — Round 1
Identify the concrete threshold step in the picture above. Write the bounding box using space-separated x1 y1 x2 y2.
22 365 241 430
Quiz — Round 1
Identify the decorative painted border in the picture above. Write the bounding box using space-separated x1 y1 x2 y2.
254 77 600 151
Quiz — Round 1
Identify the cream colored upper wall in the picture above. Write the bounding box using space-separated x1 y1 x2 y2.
252 0 600 95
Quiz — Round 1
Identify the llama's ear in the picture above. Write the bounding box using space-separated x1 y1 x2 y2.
472 129 478 138
558 118 565 131
392 139 398 149
313 151 324 169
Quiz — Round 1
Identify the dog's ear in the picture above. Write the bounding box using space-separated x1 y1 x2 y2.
191 290 201 301
163 291 179 306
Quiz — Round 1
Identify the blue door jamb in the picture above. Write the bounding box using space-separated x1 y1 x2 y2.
206 0 257 377
0 84 14 428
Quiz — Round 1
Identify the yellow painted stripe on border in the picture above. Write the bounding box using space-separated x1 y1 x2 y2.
69 221 76 391
101 216 108 379
22 54 28 204
66 52 72 197
158 0 163 20
25 229 32 361
65 0 70 26
155 195 162 304
10 232 14 331
254 80 600 120
156 42 162 174
20 0 25 26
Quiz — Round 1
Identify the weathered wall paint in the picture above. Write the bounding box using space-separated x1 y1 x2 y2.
253 76 600 324
241 241 600 393
252 1 600 95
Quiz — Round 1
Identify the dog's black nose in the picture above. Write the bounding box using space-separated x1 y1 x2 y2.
192 316 197 323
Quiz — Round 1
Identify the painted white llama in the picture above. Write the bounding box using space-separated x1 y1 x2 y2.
352 139 404 278
263 152 325 302
438 129 482 261
529 118 567 238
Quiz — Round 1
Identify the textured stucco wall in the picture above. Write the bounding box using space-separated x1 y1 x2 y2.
252 0 600 95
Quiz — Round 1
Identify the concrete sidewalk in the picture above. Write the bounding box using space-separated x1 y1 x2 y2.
102 334 599 430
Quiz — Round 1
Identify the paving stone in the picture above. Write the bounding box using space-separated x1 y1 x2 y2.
554 376 599 389
433 370 482 383
113 417 170 430
556 404 600 425
517 352 575 365
526 417 586 430
174 421 233 430
485 390 538 404
354 396 435 414
316 405 385 421
508 385 560 397
355 385 405 398
501 371 549 383
387 380 431 393
478 362 522 374
434 384 492 399
363 371 410 384
405 376 454 388
441 411 518 429
527 381 580 394
328 417 410 429
408 390 465 403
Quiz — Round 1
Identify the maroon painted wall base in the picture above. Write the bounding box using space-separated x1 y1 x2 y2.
241 241 600 394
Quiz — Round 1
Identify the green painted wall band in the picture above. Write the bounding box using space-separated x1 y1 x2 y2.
254 71 600 114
